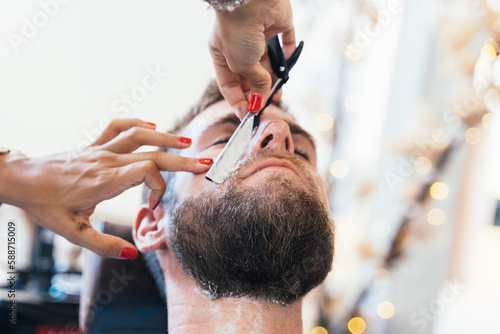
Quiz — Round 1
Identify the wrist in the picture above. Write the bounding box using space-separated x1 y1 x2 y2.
0 152 29 207
205 0 251 12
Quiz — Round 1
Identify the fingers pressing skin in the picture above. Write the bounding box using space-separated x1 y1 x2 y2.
91 118 156 147
100 127 192 154
107 157 211 209
118 152 212 174
2 118 213 260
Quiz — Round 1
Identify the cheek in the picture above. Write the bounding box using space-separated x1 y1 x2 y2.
172 172 215 201
310 170 329 208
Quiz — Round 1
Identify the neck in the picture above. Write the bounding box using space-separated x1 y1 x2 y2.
162 255 303 334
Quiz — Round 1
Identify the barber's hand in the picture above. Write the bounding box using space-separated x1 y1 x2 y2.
209 0 295 119
0 119 212 259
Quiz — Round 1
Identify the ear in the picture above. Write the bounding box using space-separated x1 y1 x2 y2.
133 206 167 252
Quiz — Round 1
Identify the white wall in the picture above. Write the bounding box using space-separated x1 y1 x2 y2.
0 0 216 224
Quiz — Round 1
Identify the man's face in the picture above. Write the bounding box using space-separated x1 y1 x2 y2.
160 100 334 305
171 100 329 205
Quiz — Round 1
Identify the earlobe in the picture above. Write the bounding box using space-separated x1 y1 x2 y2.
133 206 166 252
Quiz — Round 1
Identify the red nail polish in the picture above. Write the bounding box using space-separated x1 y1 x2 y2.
177 136 192 145
119 247 138 259
199 158 213 165
248 93 262 112
152 200 160 210
146 122 156 127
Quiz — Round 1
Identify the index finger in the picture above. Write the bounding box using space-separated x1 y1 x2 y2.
119 151 213 174
100 127 192 154
92 118 156 147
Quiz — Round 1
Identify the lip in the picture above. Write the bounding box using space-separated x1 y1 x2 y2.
239 157 303 181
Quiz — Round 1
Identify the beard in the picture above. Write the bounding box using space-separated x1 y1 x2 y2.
167 149 335 305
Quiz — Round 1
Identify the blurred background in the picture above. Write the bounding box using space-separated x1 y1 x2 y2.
1 0 499 333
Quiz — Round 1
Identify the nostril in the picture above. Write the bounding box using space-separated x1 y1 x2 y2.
261 134 273 148
285 137 289 151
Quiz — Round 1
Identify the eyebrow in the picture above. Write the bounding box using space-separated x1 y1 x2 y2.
205 113 241 132
288 121 316 149
205 113 316 148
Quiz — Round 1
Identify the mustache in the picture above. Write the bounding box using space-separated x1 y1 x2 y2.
228 148 312 183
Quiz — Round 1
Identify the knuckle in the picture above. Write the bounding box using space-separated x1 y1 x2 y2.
139 160 158 173
126 127 143 140
91 150 115 165
155 180 167 192
107 119 123 132
220 79 241 90
146 151 161 162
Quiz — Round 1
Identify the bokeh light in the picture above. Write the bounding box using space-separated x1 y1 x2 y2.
376 301 396 319
373 268 391 285
430 182 449 200
414 156 432 175
427 208 446 226
330 160 350 178
345 44 363 61
347 317 366 334
482 113 492 129
465 127 482 144
480 43 498 61
310 326 328 334
344 93 360 112
487 0 500 14
315 113 335 131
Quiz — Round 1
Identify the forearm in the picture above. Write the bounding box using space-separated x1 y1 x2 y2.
0 152 33 208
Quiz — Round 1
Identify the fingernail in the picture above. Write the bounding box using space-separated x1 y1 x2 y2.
177 136 192 145
198 158 213 165
146 122 156 127
152 200 160 211
248 93 262 112
119 247 138 259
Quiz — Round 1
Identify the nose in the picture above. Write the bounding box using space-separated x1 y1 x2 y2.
250 120 294 155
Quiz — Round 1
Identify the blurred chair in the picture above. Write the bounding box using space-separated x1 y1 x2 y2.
79 221 167 333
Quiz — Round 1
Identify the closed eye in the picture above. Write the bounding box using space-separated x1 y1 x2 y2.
294 149 310 161
212 137 231 146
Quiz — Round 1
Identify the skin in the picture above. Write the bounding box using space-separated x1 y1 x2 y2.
134 101 330 333
0 119 212 258
0 0 295 259
210 0 296 118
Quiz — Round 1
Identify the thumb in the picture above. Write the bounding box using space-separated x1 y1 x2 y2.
61 214 138 259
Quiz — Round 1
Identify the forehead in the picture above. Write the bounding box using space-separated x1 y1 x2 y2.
180 100 300 137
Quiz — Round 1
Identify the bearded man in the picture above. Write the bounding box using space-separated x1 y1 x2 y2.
133 81 335 333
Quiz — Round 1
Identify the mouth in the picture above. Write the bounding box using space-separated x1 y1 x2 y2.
238 157 303 181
